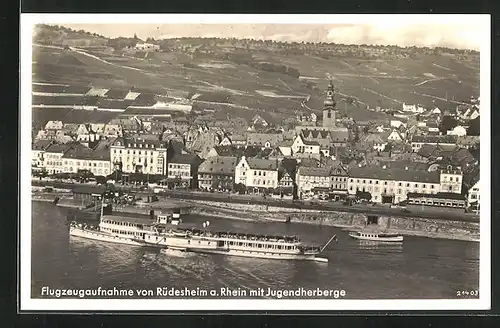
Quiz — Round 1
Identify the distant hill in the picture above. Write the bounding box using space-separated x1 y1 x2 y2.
33 24 109 47
31 24 480 127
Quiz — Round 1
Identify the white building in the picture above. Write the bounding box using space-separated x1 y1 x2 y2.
411 135 458 152
291 134 321 156
347 165 462 204
44 120 63 131
43 143 72 174
110 136 168 175
295 166 331 198
135 43 160 51
387 130 405 142
402 103 425 114
62 144 111 177
234 156 279 191
467 179 480 208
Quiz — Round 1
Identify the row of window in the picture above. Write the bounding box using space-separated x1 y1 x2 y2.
225 240 297 250
169 164 189 169
350 179 440 189
102 220 139 227
252 179 275 186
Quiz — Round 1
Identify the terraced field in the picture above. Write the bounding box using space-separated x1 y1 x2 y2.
31 43 479 128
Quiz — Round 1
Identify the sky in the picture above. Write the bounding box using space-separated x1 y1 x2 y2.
60 22 484 50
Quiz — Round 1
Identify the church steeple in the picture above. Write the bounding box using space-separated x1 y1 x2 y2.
322 80 337 128
324 80 336 109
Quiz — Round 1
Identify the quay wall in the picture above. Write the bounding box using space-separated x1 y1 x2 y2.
187 200 480 242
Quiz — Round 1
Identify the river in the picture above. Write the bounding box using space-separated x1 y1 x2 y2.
30 201 479 299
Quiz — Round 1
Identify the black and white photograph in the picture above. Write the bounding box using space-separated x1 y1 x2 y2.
20 14 491 311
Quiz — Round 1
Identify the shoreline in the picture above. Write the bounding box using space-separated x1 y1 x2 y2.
32 197 479 242
191 209 479 243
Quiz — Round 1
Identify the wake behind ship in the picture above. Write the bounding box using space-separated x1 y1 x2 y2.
69 201 335 262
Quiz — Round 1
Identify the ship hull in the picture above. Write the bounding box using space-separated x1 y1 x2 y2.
69 227 153 247
185 247 328 262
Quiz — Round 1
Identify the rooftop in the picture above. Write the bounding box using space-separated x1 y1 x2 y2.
245 157 278 171
169 153 201 165
297 166 331 177
198 156 237 174
349 165 440 183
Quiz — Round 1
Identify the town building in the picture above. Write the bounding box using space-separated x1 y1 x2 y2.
31 140 54 172
234 156 279 193
402 103 425 114
167 153 202 189
406 192 467 209
347 165 463 204
135 43 160 51
110 136 168 175
43 143 73 174
62 143 111 177
295 166 332 198
197 156 237 191
411 135 458 152
246 132 284 149
291 134 321 157
330 161 350 200
44 120 63 131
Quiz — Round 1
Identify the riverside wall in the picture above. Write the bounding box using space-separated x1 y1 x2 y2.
187 200 480 242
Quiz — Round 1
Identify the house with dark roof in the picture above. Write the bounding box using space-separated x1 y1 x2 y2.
62 143 112 177
197 156 237 191
411 135 458 152
300 127 348 148
234 156 279 193
167 153 202 189
246 132 284 149
296 166 332 198
330 161 350 199
277 161 295 196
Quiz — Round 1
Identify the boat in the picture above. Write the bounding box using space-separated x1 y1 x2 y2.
148 226 337 263
349 230 403 242
69 201 164 247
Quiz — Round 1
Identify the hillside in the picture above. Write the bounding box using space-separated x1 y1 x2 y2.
31 24 480 127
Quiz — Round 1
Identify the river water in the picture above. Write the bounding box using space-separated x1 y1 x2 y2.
30 201 479 299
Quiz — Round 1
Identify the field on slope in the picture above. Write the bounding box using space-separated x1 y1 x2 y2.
32 44 479 127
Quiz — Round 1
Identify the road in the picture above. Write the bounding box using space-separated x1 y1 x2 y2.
32 179 479 223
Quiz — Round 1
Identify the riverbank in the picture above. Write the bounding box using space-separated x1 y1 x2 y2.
111 199 479 242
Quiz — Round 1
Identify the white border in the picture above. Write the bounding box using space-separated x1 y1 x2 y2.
20 14 491 311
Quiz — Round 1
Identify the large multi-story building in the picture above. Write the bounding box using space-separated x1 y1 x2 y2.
62 143 112 177
234 156 279 192
31 140 53 171
110 136 168 175
347 165 463 204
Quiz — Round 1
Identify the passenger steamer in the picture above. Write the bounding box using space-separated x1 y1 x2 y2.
69 202 336 262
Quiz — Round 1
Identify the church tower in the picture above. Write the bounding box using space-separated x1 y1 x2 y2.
322 80 337 128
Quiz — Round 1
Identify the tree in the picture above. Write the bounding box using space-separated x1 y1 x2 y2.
467 116 480 136
439 115 459 135
233 183 246 195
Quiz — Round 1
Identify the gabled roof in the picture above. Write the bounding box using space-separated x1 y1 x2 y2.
245 157 278 170
170 153 201 165
297 166 331 177
198 156 237 175
62 143 110 161
32 139 53 151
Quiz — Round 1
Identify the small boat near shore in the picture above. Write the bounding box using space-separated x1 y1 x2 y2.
349 230 403 242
